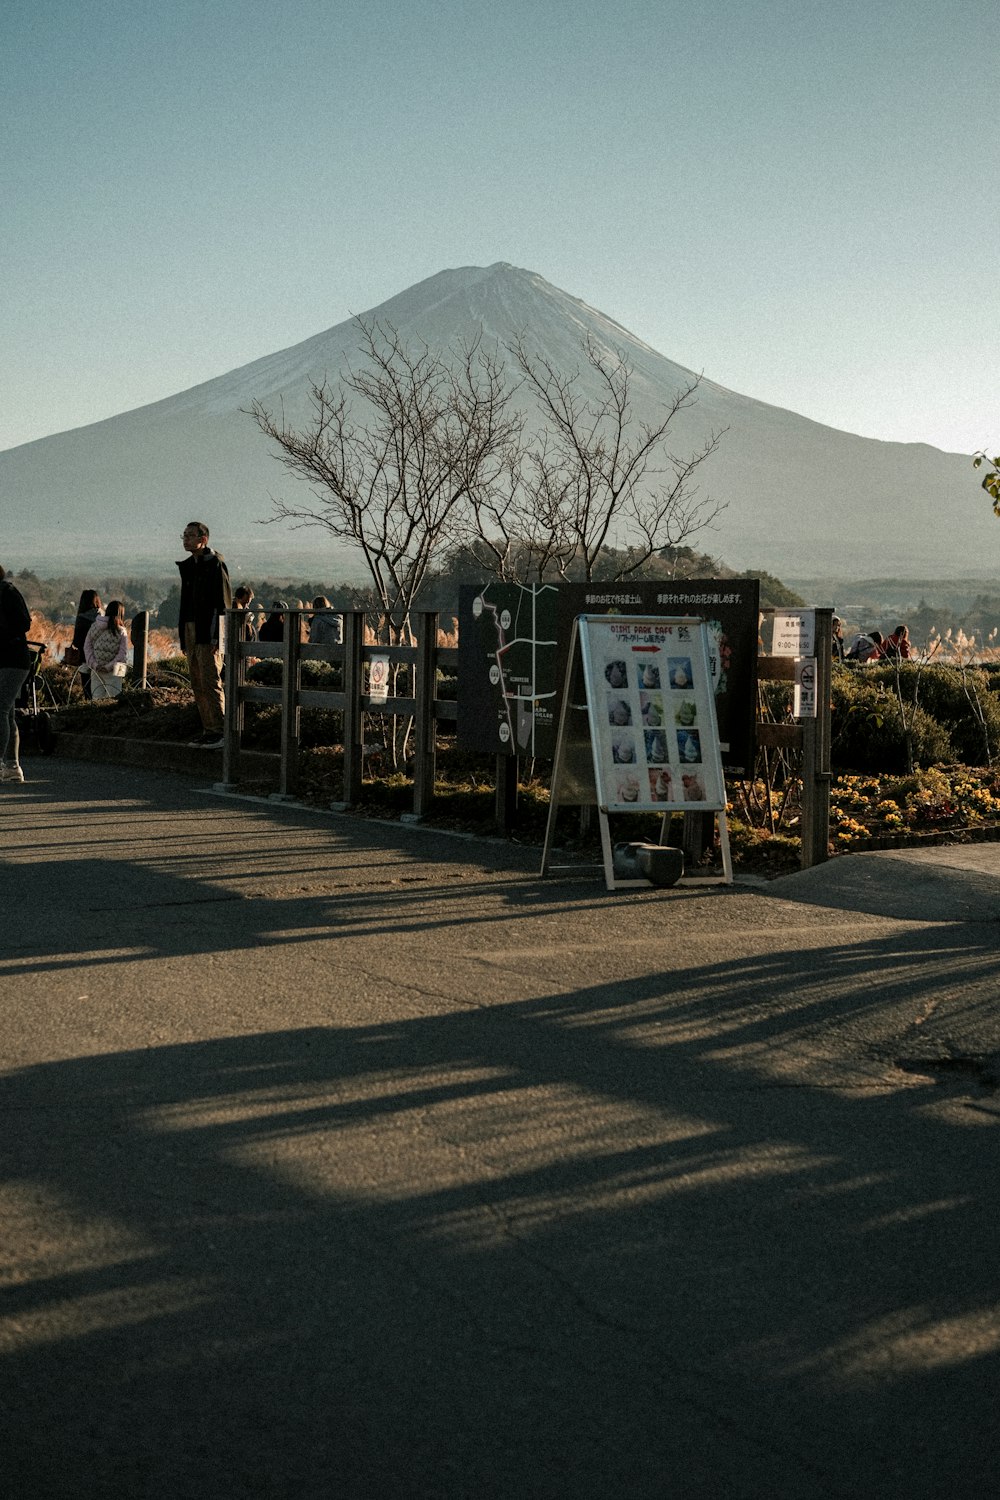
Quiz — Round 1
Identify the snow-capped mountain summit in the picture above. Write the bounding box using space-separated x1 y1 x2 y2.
0 262 986 577
149 262 701 422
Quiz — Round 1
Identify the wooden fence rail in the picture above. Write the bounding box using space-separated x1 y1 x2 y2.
220 609 458 817
220 605 834 864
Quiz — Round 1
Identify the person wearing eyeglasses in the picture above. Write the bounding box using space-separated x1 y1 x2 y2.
177 521 232 748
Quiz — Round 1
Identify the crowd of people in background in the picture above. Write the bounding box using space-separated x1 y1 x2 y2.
8 523 350 777
63 570 344 681
57 536 346 755
233 591 344 647
2 521 341 792
835 619 911 664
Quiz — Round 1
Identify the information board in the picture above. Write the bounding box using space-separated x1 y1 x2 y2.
456 582 560 756
457 579 759 772
579 617 726 813
559 580 759 771
542 616 732 890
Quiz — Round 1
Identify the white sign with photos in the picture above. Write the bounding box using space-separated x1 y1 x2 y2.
579 616 726 814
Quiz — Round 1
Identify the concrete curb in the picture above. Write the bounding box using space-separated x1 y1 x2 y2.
50 728 1000 872
50 730 280 780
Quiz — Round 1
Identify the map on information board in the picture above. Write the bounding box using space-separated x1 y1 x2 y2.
456 582 559 755
559 580 759 771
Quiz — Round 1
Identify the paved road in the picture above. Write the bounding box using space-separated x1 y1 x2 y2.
1 757 998 1498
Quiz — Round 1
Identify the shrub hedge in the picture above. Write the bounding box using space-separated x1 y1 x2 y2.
832 663 1000 772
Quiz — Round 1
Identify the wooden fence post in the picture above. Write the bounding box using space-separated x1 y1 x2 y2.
276 611 301 799
341 610 365 807
130 611 149 691
682 811 712 862
495 754 518 831
220 608 245 790
412 611 438 818
800 607 833 867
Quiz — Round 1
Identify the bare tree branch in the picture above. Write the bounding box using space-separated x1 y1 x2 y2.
248 318 521 640
508 333 728 582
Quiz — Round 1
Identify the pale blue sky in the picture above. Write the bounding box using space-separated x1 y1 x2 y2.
3 0 997 453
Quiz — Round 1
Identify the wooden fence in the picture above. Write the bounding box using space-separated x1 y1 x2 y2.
220 609 458 818
756 607 833 868
220 605 834 866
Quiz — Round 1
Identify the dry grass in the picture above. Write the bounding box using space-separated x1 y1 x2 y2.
29 612 176 662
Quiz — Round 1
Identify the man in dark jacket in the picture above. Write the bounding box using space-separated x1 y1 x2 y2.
177 521 232 747
0 564 33 782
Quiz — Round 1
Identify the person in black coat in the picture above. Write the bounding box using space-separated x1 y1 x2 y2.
176 521 232 747
72 588 102 700
0 564 33 783
258 602 288 642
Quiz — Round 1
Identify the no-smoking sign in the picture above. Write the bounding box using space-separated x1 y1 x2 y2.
794 657 817 719
369 655 389 702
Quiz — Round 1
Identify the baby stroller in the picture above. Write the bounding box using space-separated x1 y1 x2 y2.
15 642 55 756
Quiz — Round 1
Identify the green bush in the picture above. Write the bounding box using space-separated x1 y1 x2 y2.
832 671 951 772
758 678 793 721
863 663 1000 766
149 653 189 683
246 658 340 688
247 659 281 686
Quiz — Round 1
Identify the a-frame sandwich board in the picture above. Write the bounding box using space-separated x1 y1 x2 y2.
541 614 732 891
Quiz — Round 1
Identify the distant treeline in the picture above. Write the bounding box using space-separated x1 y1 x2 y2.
8 550 807 629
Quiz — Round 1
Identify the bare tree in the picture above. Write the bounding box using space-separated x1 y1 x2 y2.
491 333 727 582
249 318 521 642
252 319 726 608
445 435 578 583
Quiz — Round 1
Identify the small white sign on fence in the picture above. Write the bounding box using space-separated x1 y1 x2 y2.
794 657 818 718
369 655 389 703
773 611 815 657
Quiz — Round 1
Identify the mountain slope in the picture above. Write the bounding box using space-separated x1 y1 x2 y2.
0 262 987 578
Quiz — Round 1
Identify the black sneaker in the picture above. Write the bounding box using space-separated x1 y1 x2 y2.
200 734 225 750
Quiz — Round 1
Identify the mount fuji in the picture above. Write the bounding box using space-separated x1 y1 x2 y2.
0 262 987 579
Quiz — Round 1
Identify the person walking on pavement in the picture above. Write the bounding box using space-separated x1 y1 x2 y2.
177 521 232 748
0 564 33 784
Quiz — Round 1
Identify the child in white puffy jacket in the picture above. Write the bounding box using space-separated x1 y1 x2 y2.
84 600 129 698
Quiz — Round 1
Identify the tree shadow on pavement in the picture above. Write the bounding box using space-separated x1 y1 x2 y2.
3 766 999 1496
2 935 999 1499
